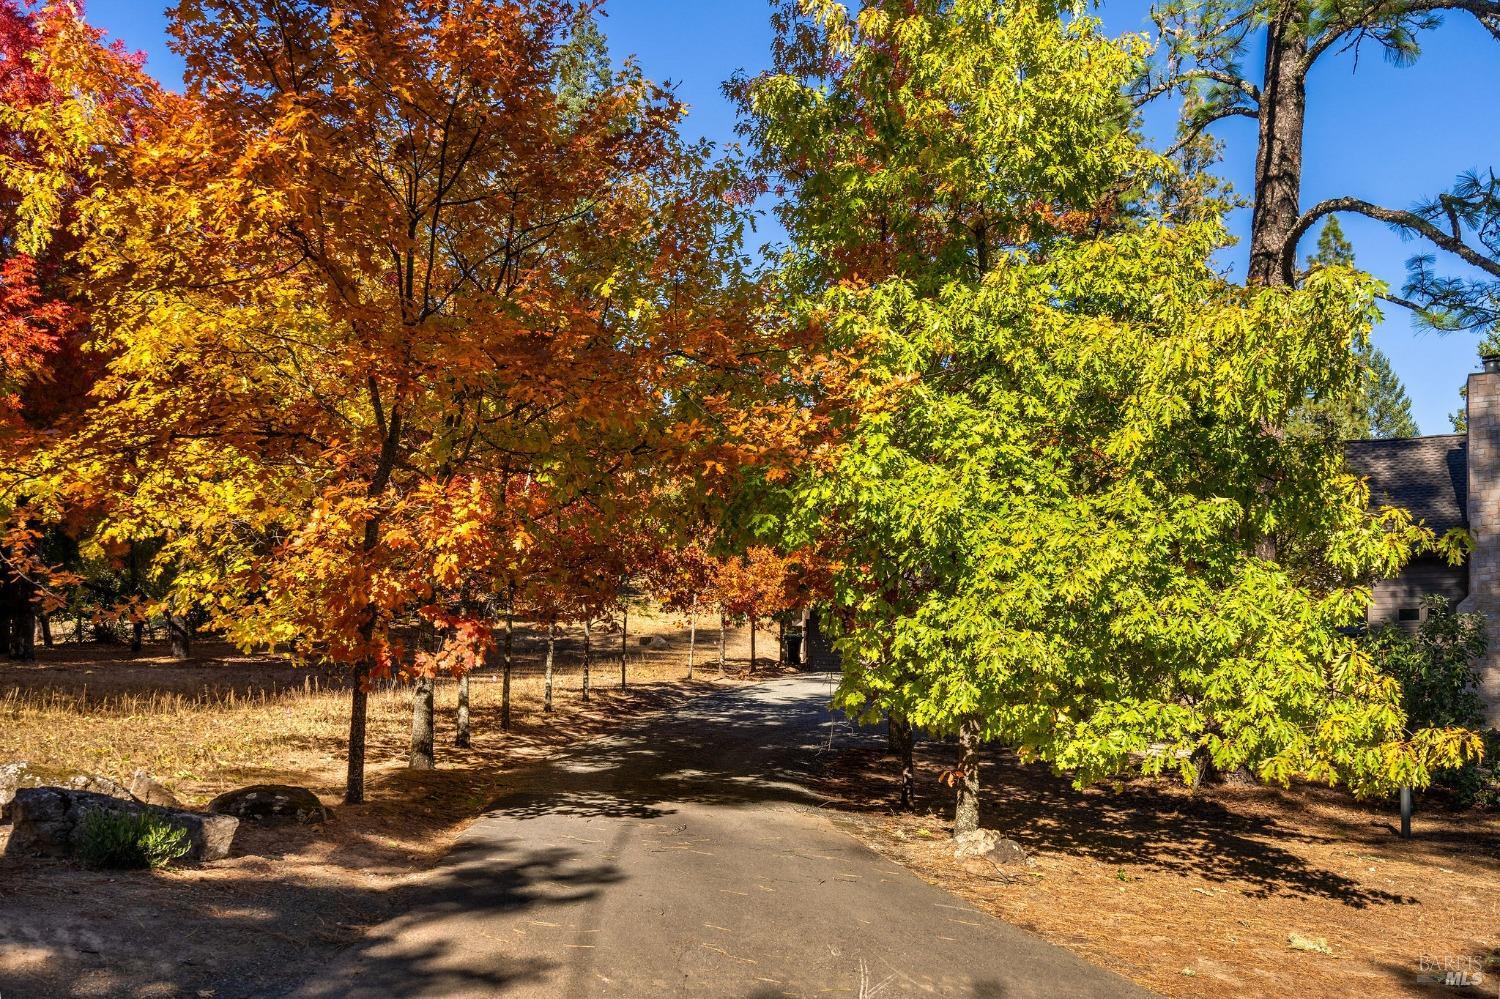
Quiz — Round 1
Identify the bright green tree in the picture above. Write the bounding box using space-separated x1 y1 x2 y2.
738 0 1481 837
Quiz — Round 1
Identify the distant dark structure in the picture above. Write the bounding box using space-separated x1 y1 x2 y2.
1345 355 1500 727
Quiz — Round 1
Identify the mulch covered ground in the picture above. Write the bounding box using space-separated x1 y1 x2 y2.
816 740 1500 998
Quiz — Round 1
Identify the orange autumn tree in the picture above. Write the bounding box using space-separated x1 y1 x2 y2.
0 0 160 657
713 545 802 672
26 0 758 802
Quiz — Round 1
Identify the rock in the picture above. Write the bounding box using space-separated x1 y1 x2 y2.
952 828 1031 866
129 770 183 809
1 761 42 823
208 784 328 824
64 774 134 801
5 786 238 864
648 636 670 651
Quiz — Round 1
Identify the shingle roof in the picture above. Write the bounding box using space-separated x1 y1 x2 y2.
1344 434 1468 535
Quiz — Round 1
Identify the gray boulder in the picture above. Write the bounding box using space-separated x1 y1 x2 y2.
5 786 238 864
647 636 671 651
129 770 183 809
208 784 328 824
64 774 134 801
1 761 42 822
952 828 1032 867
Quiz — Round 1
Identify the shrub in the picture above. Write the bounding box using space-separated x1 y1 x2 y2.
1366 597 1497 808
76 809 191 870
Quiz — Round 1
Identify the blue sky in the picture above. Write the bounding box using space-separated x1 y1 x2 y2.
84 0 1499 434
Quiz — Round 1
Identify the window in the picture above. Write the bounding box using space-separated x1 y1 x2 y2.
1398 607 1422 623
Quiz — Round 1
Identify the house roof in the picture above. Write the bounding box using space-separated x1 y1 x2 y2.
1344 433 1468 535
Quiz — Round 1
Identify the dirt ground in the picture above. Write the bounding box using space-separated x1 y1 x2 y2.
817 741 1500 999
0 612 779 998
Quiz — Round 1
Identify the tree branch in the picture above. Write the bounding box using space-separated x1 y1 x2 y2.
1282 196 1500 284
1305 0 1500 70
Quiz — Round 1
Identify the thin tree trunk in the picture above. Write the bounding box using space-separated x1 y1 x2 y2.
582 618 592 704
409 676 435 770
456 674 471 748
749 616 757 674
345 664 370 804
131 620 144 654
688 598 697 680
717 612 727 677
620 602 628 689
39 613 52 649
953 719 982 838
1247 4 1309 287
777 619 785 665
544 622 556 712
890 714 916 811
75 607 85 644
501 603 514 731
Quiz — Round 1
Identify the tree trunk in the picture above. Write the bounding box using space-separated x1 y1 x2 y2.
131 619 144 654
544 622 556 712
953 719 982 838
717 613 727 677
688 599 697 680
777 619 785 665
1247 4 1309 287
409 676 435 770
501 604 514 731
889 715 916 812
582 618 592 704
345 664 370 804
620 603 628 689
39 612 53 649
167 612 191 660
456 673 472 748
749 616 757 674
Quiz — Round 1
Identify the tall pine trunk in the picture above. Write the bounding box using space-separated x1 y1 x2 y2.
501 603 514 731
409 676 435 769
953 719 982 838
582 618 592 703
544 621 556 712
1247 4 1308 287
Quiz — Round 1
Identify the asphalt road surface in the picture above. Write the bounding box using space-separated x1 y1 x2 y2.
293 674 1155 999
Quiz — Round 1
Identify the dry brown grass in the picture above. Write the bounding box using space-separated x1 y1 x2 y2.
0 666 701 801
0 610 766 803
0 613 779 998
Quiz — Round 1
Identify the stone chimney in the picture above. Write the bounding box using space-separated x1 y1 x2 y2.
1460 353 1500 727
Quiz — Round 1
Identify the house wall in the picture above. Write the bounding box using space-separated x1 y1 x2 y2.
1368 556 1469 630
1459 362 1500 729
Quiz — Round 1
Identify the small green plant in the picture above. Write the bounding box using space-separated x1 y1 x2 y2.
76 810 191 870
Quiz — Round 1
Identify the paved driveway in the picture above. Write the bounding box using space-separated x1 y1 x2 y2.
293 675 1154 998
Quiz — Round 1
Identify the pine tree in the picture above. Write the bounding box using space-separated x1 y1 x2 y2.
1292 220 1421 441
1138 0 1500 333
